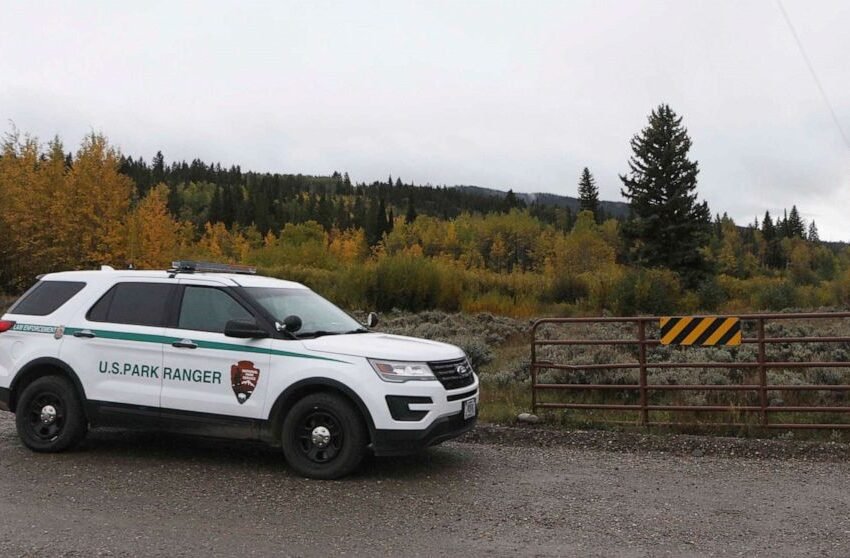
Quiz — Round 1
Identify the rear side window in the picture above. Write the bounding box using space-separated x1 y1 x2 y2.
87 283 174 327
9 281 86 316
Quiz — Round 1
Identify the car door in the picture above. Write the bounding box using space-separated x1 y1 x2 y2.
160 280 272 420
61 280 173 413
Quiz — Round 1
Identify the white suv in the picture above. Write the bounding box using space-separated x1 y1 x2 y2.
0 262 478 478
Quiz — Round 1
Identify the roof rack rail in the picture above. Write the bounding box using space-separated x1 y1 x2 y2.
169 260 257 276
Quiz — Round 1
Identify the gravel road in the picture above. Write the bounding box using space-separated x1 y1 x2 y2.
1 414 849 557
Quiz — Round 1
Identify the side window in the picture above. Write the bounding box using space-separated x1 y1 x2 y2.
9 281 86 316
178 286 253 334
87 283 174 327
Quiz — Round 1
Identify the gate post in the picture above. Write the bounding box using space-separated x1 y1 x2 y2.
757 318 768 427
531 321 538 413
638 320 648 426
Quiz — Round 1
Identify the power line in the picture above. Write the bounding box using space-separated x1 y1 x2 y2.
776 0 850 150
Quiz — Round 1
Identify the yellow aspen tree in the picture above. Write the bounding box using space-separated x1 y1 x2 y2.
66 133 132 267
198 222 229 260
0 132 47 288
490 234 507 272
42 138 74 270
232 229 252 263
126 184 180 269
329 228 368 264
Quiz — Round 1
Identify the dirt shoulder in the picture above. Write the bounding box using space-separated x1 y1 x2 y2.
465 422 850 461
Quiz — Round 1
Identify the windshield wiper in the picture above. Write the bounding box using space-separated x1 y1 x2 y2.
295 330 341 339
345 328 370 334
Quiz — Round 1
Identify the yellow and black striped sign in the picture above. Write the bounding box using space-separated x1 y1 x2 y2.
659 316 742 346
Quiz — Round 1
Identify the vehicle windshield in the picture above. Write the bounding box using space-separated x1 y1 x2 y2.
245 287 364 338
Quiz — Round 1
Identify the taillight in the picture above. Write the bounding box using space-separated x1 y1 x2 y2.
0 320 16 333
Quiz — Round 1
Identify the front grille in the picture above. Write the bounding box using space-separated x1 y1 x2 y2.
428 358 475 390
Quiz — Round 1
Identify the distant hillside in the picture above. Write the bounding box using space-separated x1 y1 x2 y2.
452 185 631 219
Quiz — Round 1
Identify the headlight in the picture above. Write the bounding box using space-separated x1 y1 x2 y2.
369 359 436 382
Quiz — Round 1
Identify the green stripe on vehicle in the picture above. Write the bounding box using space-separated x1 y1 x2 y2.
65 328 175 345
42 325 349 364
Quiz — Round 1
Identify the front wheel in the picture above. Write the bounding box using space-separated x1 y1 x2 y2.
15 375 87 452
281 392 367 479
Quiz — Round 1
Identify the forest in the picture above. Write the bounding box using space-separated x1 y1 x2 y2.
1 105 847 318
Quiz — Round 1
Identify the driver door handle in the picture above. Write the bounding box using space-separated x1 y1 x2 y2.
172 339 198 349
73 329 96 339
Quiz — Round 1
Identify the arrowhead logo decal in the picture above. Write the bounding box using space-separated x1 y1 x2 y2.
231 360 260 404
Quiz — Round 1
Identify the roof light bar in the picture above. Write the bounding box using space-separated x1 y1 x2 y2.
169 260 257 275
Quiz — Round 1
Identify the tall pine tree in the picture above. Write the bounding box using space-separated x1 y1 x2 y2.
787 206 805 238
761 211 784 268
405 195 417 223
619 104 711 285
808 220 820 243
577 167 600 222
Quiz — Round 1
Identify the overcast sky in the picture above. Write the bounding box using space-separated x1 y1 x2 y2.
2 0 848 239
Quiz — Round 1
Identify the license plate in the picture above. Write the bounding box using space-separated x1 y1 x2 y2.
463 399 477 420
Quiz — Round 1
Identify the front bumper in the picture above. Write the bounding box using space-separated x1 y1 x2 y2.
371 410 477 456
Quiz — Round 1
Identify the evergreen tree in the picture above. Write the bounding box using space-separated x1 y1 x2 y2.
713 213 724 239
761 211 785 268
787 206 805 238
367 198 389 245
778 209 789 238
352 196 366 228
808 220 820 243
502 189 521 213
209 185 224 224
151 151 165 186
619 104 711 285
405 196 418 224
761 211 776 240
577 167 600 221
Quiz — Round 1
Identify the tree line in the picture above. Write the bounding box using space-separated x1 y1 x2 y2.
0 105 846 316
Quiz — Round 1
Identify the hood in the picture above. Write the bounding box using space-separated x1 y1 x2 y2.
298 333 465 362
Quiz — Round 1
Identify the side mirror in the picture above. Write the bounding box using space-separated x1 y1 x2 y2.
224 320 269 339
283 314 303 333
366 312 379 328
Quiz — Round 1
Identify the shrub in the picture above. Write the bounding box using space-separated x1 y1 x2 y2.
697 276 729 311
369 254 442 312
611 268 681 316
546 273 589 304
751 278 797 310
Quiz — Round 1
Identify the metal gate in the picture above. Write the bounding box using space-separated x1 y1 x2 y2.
531 313 850 429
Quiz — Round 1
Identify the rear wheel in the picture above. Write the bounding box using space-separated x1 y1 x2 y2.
281 392 367 479
15 376 87 452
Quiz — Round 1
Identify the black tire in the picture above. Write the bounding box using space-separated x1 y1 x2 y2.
281 392 367 479
15 375 87 452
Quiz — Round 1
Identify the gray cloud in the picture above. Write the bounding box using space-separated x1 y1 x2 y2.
1 0 848 238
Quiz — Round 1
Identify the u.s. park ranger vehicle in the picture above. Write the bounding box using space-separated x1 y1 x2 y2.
0 262 479 479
